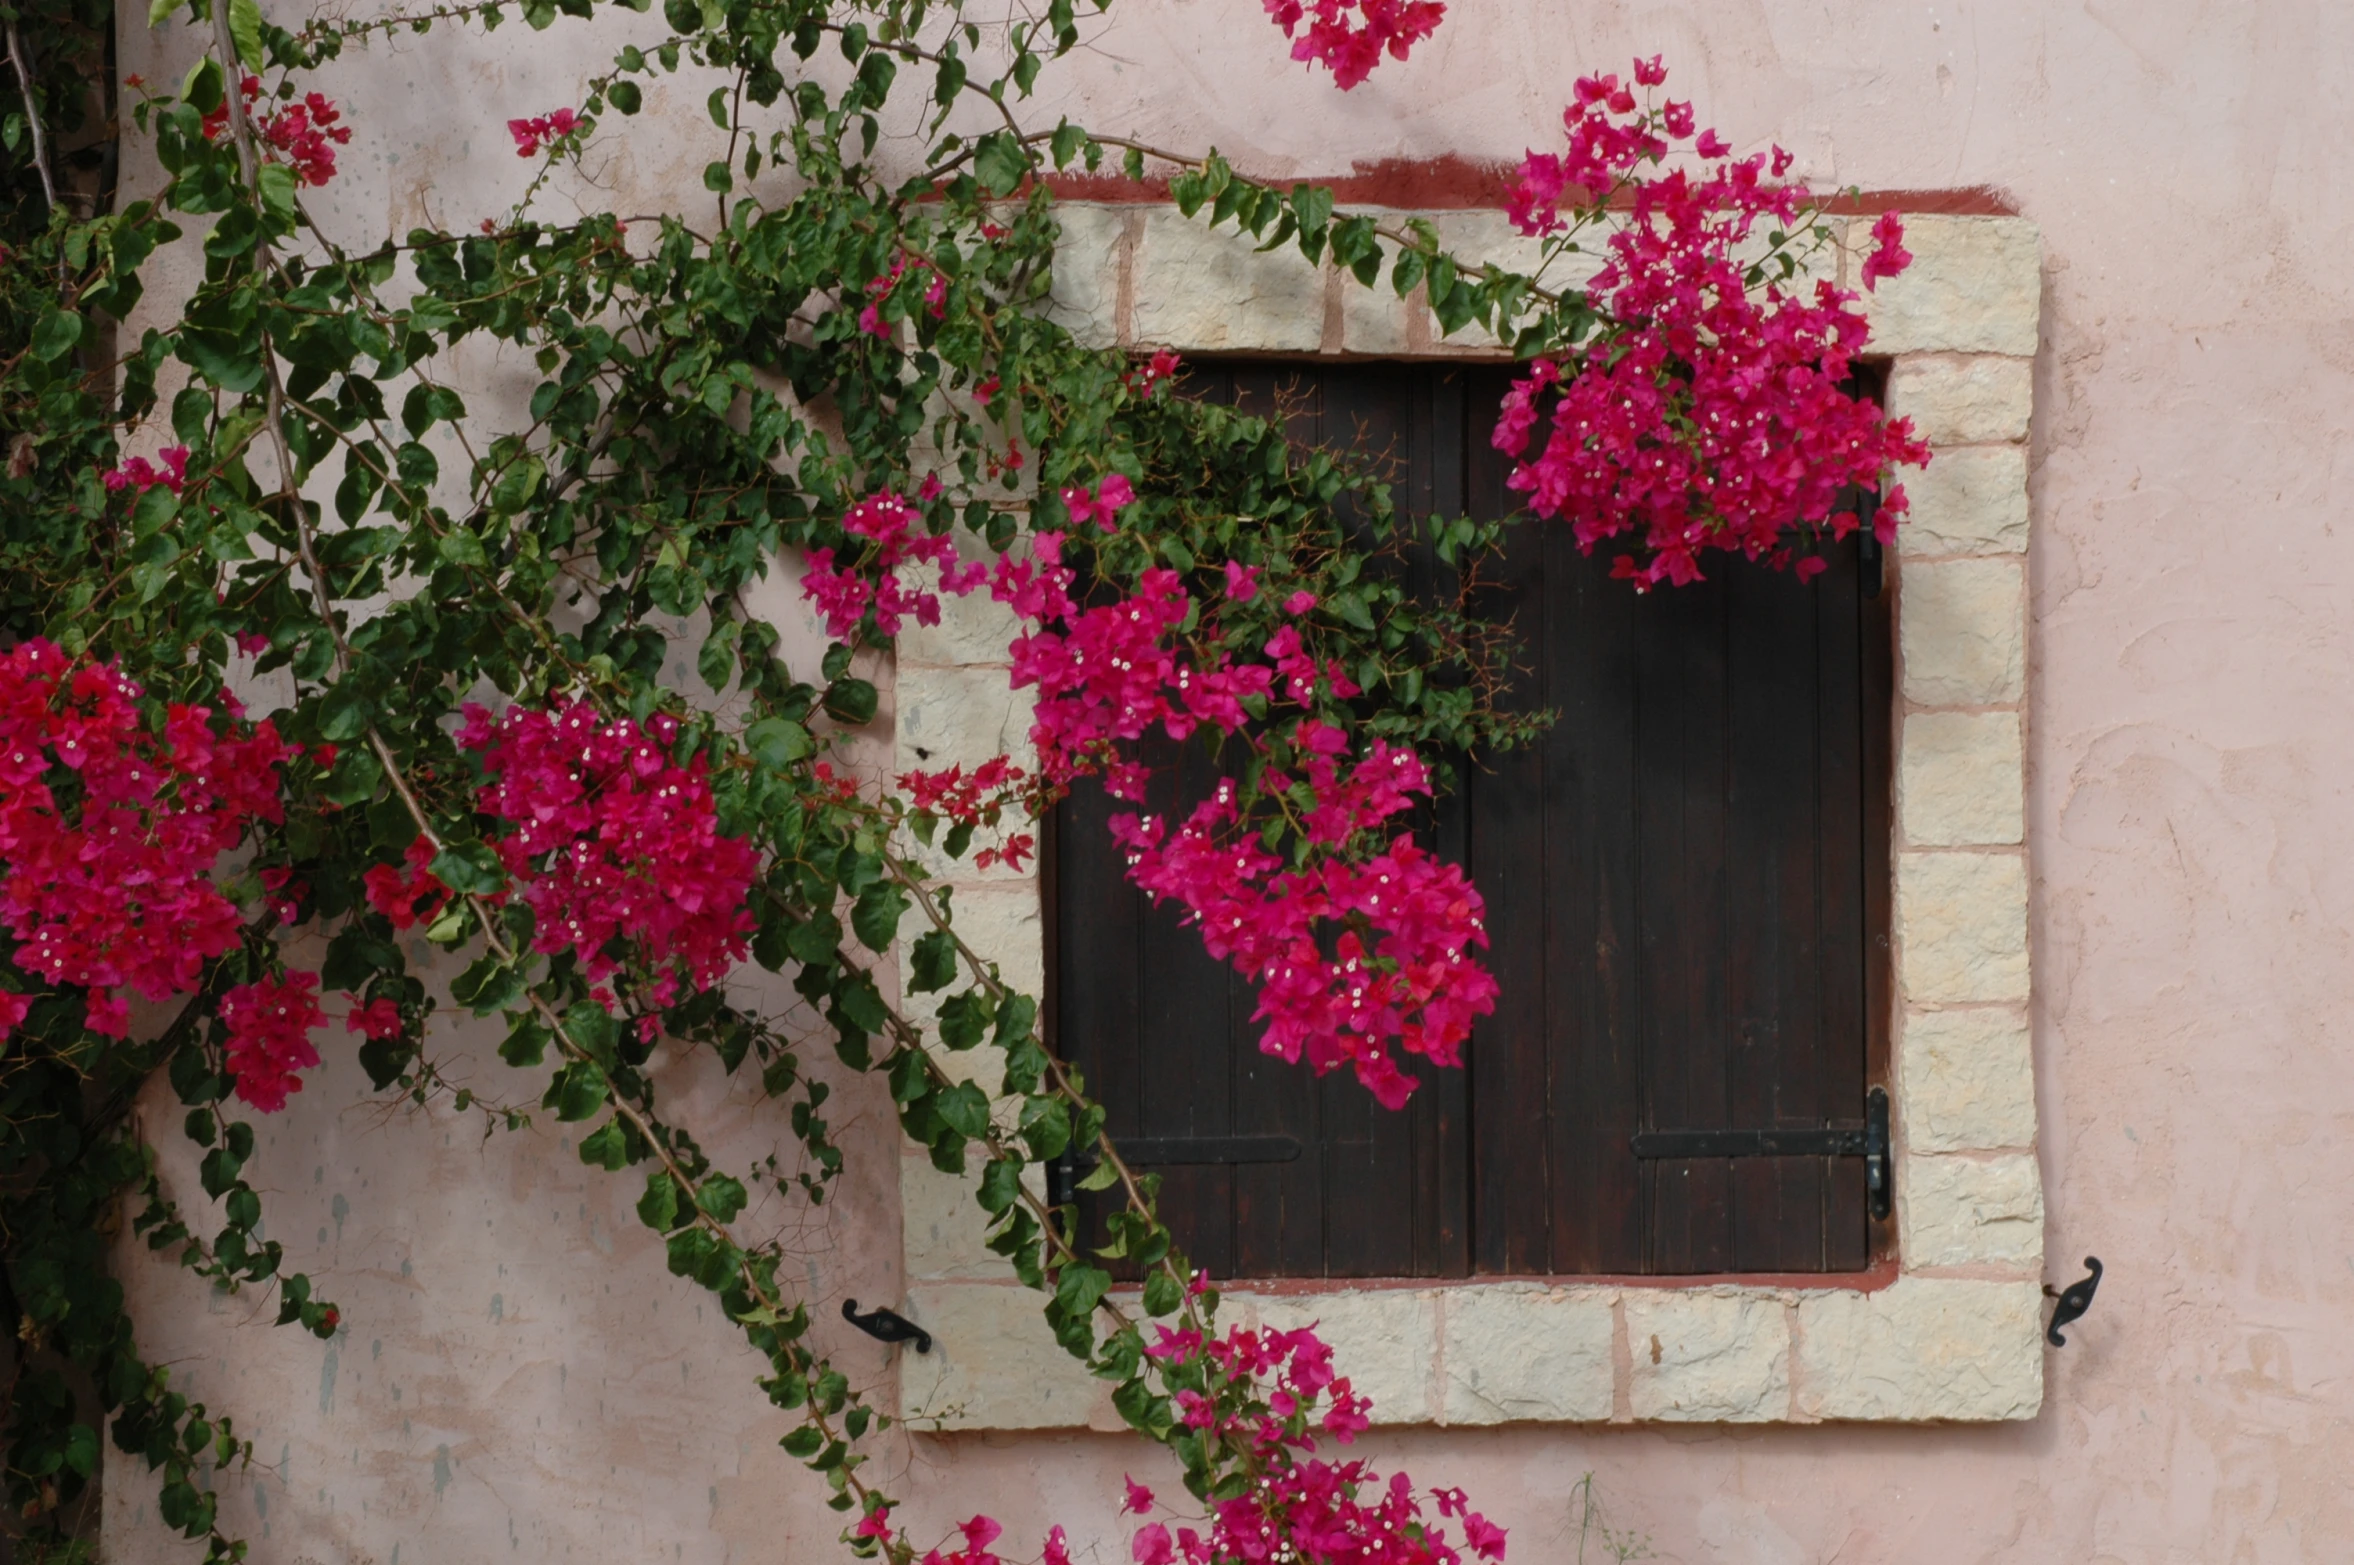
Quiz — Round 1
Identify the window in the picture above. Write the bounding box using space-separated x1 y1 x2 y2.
1047 359 1893 1279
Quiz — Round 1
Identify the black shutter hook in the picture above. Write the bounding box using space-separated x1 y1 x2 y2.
2044 1257 2102 1347
842 1299 932 1354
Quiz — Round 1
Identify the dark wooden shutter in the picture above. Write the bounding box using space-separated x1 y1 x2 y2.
1047 361 1889 1279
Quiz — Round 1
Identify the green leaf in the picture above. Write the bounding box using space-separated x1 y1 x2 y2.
450 954 523 1015
255 162 299 224
744 717 813 768
578 1120 632 1170
609 80 642 115
228 0 265 67
936 991 986 1051
822 677 878 725
147 0 180 25
31 309 82 364
934 1081 991 1140
546 1061 609 1121
973 133 1028 197
1142 1267 1182 1317
977 1157 1022 1214
563 1001 619 1063
849 882 907 952
428 842 505 895
703 161 734 194
695 1174 748 1224
907 929 958 993
637 1171 680 1230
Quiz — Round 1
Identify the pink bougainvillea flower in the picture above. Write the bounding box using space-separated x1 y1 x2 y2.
458 702 757 1005
1222 560 1261 601
0 641 294 1041
220 971 325 1112
345 996 404 1041
1497 58 1928 589
1131 1523 1174 1565
1859 209 1913 291
508 107 579 159
102 445 189 494
1122 1476 1154 1514
1264 0 1446 88
1283 589 1317 614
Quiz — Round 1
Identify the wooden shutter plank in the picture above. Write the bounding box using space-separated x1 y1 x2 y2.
1636 572 1737 1273
1541 530 1649 1275
1723 556 1832 1272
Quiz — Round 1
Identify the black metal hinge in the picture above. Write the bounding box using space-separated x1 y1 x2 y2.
1046 1134 1301 1206
1631 1087 1892 1221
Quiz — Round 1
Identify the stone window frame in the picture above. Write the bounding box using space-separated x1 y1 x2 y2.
891 205 2044 1427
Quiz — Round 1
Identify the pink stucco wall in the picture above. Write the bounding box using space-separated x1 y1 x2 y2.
105 3 2354 1561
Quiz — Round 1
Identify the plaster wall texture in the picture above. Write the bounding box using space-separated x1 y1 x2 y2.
99 2 2354 1563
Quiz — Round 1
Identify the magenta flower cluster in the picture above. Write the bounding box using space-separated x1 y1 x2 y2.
1261 0 1445 89
858 1320 1506 1565
457 701 759 1008
0 643 286 1033
1499 59 1932 588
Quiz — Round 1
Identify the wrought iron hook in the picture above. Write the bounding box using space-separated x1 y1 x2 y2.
2044 1257 2102 1347
842 1299 932 1354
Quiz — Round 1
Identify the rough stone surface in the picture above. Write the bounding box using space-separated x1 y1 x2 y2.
1901 711 2025 847
1437 1286 1616 1424
1239 1290 1439 1424
1900 557 2025 706
1857 216 2041 356
1899 443 2031 558
1902 1153 2045 1269
1131 208 1323 351
1888 355 2034 446
901 1284 1108 1428
896 663 1039 773
897 558 1025 667
898 881 1042 1050
1901 1005 2038 1152
1625 1291 1792 1422
901 1152 1013 1282
1340 262 1413 355
1795 1277 2044 1421
1898 852 2031 1003
1427 208 1559 350
1046 203 1128 347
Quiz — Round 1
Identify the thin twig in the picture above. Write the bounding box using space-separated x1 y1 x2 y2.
4 17 56 213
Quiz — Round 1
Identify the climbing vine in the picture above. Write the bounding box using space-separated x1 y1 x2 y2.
0 0 1923 1557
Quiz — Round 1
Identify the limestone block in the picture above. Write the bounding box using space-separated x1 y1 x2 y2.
897 881 1043 1053
1898 444 2030 558
1429 208 1586 351
1239 1289 1438 1424
1898 852 2030 1004
1795 1276 2044 1420
1888 355 2033 446
1625 1291 1791 1422
901 1151 1014 1282
1900 711 2024 847
1858 217 2040 357
1437 1285 1616 1424
898 555 1025 668
1047 203 1128 348
1901 1006 2037 1152
1132 209 1324 352
1900 557 2024 706
896 663 1038 773
1901 1152 2044 1269
901 1283 1108 1428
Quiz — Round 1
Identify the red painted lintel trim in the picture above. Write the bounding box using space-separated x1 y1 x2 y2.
1045 155 2017 217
